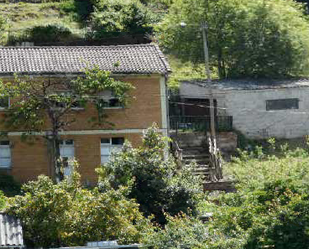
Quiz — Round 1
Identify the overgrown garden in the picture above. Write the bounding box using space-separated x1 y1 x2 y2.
2 129 309 248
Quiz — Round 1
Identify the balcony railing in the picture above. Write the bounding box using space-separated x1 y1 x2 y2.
170 115 233 132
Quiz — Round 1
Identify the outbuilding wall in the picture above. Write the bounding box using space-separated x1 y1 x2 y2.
179 81 309 139
213 87 309 139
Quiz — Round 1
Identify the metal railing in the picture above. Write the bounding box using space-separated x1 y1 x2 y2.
170 115 233 133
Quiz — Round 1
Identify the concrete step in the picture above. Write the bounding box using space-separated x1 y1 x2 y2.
182 148 208 154
183 154 210 159
184 160 210 165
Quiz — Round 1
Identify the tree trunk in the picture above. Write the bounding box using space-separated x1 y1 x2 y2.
49 129 62 182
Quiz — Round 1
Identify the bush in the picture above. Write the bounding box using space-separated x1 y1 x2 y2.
6 163 153 248
59 0 94 22
89 0 157 39
0 173 21 197
0 191 6 210
8 24 75 45
203 146 309 249
97 125 203 224
142 213 209 249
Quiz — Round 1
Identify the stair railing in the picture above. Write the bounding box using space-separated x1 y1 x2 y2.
208 137 223 182
170 139 183 168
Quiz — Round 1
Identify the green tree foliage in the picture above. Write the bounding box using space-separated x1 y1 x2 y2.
0 67 133 180
142 213 209 249
205 146 309 248
8 24 75 45
0 191 6 211
0 15 7 42
97 125 203 224
6 164 153 248
158 0 309 78
141 144 309 249
89 0 158 39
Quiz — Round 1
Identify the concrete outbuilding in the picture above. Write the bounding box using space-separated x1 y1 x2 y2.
179 79 309 139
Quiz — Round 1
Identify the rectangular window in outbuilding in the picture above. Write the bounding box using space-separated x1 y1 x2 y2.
266 98 299 111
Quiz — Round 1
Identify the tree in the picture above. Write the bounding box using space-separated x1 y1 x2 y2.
157 0 309 78
0 67 133 181
97 125 203 224
6 163 153 248
0 191 5 211
0 16 7 44
89 0 157 40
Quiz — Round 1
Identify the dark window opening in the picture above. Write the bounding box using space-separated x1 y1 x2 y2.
0 97 9 108
0 141 9 146
112 137 124 145
101 138 110 144
99 98 122 108
266 98 299 111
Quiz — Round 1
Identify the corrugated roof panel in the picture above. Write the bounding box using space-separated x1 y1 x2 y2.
0 213 24 248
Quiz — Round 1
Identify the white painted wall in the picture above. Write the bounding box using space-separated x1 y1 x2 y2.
215 87 309 139
179 82 309 139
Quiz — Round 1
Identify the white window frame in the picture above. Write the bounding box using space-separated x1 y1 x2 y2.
98 91 123 110
100 137 124 164
49 92 85 111
59 139 75 177
0 141 11 169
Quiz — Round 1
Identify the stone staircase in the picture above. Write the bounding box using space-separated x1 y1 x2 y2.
181 145 212 181
171 131 236 191
171 132 212 181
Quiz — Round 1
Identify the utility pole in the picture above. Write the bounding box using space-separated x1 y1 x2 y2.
201 22 216 140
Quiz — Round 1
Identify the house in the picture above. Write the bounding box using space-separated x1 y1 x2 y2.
177 79 309 139
0 44 171 183
0 213 24 249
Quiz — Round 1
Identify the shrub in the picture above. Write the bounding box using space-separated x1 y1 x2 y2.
97 125 203 224
142 213 209 249
203 146 309 249
8 24 75 45
6 163 153 248
0 173 21 197
0 190 6 210
59 0 94 22
89 0 157 39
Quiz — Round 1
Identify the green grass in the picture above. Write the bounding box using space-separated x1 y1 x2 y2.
167 55 219 89
0 1 85 45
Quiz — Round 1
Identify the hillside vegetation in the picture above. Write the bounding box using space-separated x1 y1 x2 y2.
0 0 168 46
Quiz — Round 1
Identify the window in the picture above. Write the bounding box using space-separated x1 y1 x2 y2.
98 91 122 109
101 137 124 163
0 97 9 109
59 139 75 177
0 141 11 169
49 92 84 110
266 98 299 111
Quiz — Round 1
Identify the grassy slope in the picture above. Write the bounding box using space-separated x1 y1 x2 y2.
0 1 208 87
0 1 84 44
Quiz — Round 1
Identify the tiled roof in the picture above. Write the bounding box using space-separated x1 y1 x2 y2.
0 44 171 76
0 213 24 248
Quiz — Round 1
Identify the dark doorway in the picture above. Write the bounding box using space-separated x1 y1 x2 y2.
183 98 217 116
